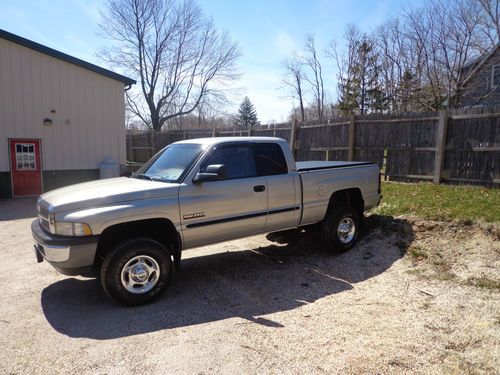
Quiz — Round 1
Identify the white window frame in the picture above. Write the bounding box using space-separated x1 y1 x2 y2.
15 142 37 171
492 64 500 88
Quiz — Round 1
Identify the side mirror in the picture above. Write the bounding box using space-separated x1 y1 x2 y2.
193 164 226 184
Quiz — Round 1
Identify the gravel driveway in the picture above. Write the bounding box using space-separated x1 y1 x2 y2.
0 198 498 374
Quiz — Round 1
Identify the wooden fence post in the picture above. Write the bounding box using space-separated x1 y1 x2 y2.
289 119 299 156
348 115 356 161
212 126 217 138
433 110 449 183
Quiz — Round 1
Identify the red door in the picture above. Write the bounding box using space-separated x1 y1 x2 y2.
9 139 42 196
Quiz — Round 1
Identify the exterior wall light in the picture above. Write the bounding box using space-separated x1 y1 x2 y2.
43 118 53 126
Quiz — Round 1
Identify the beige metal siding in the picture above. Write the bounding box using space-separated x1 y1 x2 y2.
0 38 126 172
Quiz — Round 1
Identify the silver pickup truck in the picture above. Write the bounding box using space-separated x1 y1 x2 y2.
32 137 380 305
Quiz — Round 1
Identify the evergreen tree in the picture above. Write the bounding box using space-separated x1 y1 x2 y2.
336 29 384 115
397 70 419 112
235 97 260 127
337 76 360 115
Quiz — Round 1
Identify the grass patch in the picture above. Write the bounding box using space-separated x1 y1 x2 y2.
465 276 500 291
405 244 457 281
371 182 500 222
408 245 429 261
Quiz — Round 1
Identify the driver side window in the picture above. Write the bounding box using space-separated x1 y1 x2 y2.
202 145 257 180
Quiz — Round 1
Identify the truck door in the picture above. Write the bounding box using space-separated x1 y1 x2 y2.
252 143 301 232
179 144 268 248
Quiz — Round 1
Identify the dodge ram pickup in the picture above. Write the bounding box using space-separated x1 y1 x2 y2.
32 137 381 306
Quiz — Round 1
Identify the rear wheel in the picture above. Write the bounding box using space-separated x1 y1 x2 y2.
321 206 361 253
100 238 173 306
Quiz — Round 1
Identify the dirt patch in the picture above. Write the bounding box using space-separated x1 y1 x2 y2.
0 202 498 374
404 216 500 289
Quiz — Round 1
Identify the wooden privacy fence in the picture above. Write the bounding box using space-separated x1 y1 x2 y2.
126 131 155 163
126 107 500 186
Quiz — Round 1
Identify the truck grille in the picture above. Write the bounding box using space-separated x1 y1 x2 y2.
37 199 51 232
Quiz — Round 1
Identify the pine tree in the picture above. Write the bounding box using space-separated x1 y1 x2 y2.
336 31 384 115
235 97 260 127
397 70 419 112
337 75 360 115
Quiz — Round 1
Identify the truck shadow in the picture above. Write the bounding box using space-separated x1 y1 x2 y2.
41 215 414 340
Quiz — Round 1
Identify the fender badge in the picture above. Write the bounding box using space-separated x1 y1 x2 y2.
183 212 206 220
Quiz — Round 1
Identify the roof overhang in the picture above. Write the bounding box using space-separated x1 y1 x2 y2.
0 29 136 86
460 44 500 87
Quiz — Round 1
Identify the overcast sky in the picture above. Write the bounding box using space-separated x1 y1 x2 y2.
1 0 423 123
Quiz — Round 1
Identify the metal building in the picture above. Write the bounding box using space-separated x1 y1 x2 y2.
0 29 135 198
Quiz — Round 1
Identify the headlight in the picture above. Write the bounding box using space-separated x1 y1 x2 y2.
54 222 92 236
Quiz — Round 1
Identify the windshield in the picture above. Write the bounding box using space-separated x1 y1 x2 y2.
133 143 205 183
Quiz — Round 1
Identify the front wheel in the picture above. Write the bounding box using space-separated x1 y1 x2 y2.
100 238 173 306
321 206 361 253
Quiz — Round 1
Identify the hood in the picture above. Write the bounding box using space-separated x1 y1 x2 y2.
40 177 179 213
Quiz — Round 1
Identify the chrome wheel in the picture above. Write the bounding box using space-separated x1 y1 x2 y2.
337 217 356 244
120 255 160 294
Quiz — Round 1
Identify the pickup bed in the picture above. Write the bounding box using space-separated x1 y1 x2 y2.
32 137 381 305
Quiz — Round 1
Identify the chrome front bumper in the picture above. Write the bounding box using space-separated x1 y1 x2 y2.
34 242 70 262
31 219 99 276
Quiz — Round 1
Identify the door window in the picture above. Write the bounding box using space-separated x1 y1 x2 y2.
15 143 36 170
202 145 257 179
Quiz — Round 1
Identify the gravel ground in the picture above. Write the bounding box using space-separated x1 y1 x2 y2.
0 198 498 374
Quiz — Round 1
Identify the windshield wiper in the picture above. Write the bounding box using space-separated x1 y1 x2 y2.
133 173 153 181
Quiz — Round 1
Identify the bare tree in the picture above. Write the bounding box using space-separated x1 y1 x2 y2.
477 0 500 47
282 0 498 118
99 0 241 131
328 27 359 115
166 97 233 130
376 19 423 112
402 0 494 109
281 58 307 121
330 0 499 113
302 35 326 120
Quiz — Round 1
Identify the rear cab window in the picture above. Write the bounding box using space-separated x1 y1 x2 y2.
252 143 288 176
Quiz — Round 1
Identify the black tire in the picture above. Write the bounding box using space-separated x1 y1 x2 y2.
321 206 361 253
100 237 173 306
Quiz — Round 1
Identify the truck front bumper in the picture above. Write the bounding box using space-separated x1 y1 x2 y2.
31 219 99 276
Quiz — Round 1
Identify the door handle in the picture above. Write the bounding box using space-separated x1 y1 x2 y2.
253 185 266 192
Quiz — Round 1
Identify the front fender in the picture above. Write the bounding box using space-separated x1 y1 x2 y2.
57 196 180 235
